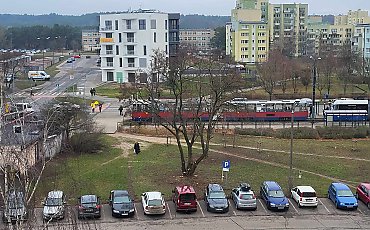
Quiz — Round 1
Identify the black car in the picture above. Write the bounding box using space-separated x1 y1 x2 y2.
2 190 28 223
77 195 101 219
204 184 229 213
109 190 135 217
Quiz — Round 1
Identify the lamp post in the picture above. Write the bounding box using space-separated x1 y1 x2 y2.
310 56 321 119
288 105 295 191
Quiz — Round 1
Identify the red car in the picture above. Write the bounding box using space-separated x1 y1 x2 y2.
356 183 370 208
73 55 81 58
172 185 197 212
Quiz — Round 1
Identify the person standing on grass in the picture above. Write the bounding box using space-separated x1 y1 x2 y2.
118 105 124 115
134 142 140 155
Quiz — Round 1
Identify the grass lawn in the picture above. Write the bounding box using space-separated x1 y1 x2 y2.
35 132 369 204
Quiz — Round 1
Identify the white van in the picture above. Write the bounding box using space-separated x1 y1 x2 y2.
28 71 50 81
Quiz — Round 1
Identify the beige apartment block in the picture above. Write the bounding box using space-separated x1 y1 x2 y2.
335 9 370 25
82 30 100 52
179 29 215 52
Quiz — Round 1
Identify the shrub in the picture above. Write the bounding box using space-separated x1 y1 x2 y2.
316 126 368 139
235 128 275 137
274 127 319 139
70 132 106 154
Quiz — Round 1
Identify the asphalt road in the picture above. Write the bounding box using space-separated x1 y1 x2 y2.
2 197 370 229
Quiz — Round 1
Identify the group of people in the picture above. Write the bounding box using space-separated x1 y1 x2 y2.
90 88 96 96
91 102 103 113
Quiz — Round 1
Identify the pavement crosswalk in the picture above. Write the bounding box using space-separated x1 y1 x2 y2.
12 91 68 98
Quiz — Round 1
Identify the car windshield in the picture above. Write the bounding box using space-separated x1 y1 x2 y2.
209 191 226 199
302 192 316 197
268 190 285 198
240 193 254 200
45 198 62 206
113 196 130 204
337 190 353 197
148 199 162 206
179 193 196 202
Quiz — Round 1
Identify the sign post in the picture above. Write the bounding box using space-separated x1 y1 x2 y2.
221 160 230 185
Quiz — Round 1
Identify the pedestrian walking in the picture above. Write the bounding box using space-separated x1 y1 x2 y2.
134 142 140 155
91 102 96 113
118 105 124 115
98 103 103 113
30 89 34 96
92 88 96 96
90 88 93 97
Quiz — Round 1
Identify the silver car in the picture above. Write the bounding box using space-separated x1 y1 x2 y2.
231 183 257 210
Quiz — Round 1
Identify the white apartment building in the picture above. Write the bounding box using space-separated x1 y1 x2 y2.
99 10 179 83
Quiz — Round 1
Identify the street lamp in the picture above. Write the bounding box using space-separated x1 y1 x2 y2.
310 56 321 119
288 104 295 191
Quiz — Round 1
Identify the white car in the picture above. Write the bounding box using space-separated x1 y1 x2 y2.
141 191 166 215
291 186 318 207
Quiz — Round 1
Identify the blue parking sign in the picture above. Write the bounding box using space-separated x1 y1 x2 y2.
223 160 230 169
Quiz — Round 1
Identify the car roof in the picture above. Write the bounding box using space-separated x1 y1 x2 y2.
360 183 370 189
296 186 316 193
264 181 282 190
146 191 162 199
175 185 196 194
332 182 350 190
47 190 63 198
208 184 224 192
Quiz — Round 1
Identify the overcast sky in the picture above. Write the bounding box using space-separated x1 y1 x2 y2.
1 0 369 16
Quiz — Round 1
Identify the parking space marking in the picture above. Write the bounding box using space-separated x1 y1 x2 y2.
318 199 330 214
166 202 173 219
134 203 140 220
288 199 299 214
197 201 205 217
258 199 268 214
357 207 364 215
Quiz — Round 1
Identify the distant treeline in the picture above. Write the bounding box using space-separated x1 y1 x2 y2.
0 13 229 29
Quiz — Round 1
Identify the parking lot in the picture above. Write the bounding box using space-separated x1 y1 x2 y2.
2 198 369 228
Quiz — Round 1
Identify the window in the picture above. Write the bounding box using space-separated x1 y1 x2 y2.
126 20 132 29
165 20 168 30
128 58 135 67
106 33 113 38
127 33 134 42
144 45 147 55
119 58 123 67
116 45 119 55
119 33 122 43
165 45 168 54
154 32 157 43
139 19 146 30
127 45 134 55
139 58 147 68
107 72 114 81
104 20 112 30
151 19 156 29
115 20 118 30
165 32 168 42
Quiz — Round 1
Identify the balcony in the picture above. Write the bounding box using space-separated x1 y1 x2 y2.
127 63 135 68
127 38 135 43
100 62 115 69
106 50 113 55
100 38 114 44
100 26 113 31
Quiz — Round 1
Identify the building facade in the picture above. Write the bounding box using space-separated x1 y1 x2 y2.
82 30 100 52
226 0 269 64
99 10 179 83
179 29 215 53
335 10 370 26
352 24 370 68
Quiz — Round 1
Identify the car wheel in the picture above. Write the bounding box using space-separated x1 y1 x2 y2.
298 202 301 208
335 201 339 209
235 203 239 210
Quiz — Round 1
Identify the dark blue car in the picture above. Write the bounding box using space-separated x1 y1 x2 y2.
260 181 289 211
328 182 358 210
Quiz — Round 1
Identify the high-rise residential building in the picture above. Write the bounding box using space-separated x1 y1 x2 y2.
226 0 269 64
352 24 370 67
179 29 215 53
99 10 179 83
268 3 308 57
82 30 100 52
335 10 370 26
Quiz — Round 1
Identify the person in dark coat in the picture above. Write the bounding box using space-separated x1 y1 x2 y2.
134 142 140 155
118 105 124 115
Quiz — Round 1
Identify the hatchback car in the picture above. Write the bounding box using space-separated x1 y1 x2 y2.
2 190 27 223
204 184 229 213
260 181 289 211
328 182 358 210
172 185 197 212
356 183 370 208
291 186 318 207
141 191 166 215
109 190 135 217
77 195 101 219
231 183 257 210
42 190 66 220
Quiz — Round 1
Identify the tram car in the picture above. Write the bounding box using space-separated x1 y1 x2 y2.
324 99 369 122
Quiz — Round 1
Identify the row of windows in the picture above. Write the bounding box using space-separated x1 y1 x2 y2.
181 37 210 41
105 19 168 31
240 39 266 44
240 54 267 59
105 44 168 57
106 32 168 43
240 47 266 51
241 25 266 30
180 31 212 35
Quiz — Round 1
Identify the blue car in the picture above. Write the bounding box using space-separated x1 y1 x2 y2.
328 182 358 210
260 181 289 211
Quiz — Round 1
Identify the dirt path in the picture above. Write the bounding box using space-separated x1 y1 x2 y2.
112 133 360 187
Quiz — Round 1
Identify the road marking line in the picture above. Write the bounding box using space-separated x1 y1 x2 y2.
258 199 268 214
357 207 364 215
166 202 173 219
197 201 205 217
289 199 299 214
133 203 139 220
318 199 330 213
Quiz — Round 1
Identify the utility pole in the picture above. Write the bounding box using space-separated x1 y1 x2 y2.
288 108 294 191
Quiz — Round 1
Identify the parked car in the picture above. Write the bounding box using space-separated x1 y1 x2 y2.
66 58 73 63
172 185 197 212
109 190 135 217
260 181 289 211
231 183 257 210
141 191 166 215
42 190 66 220
356 183 370 208
2 190 28 223
291 186 318 207
77 195 101 219
328 182 358 210
204 184 229 213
